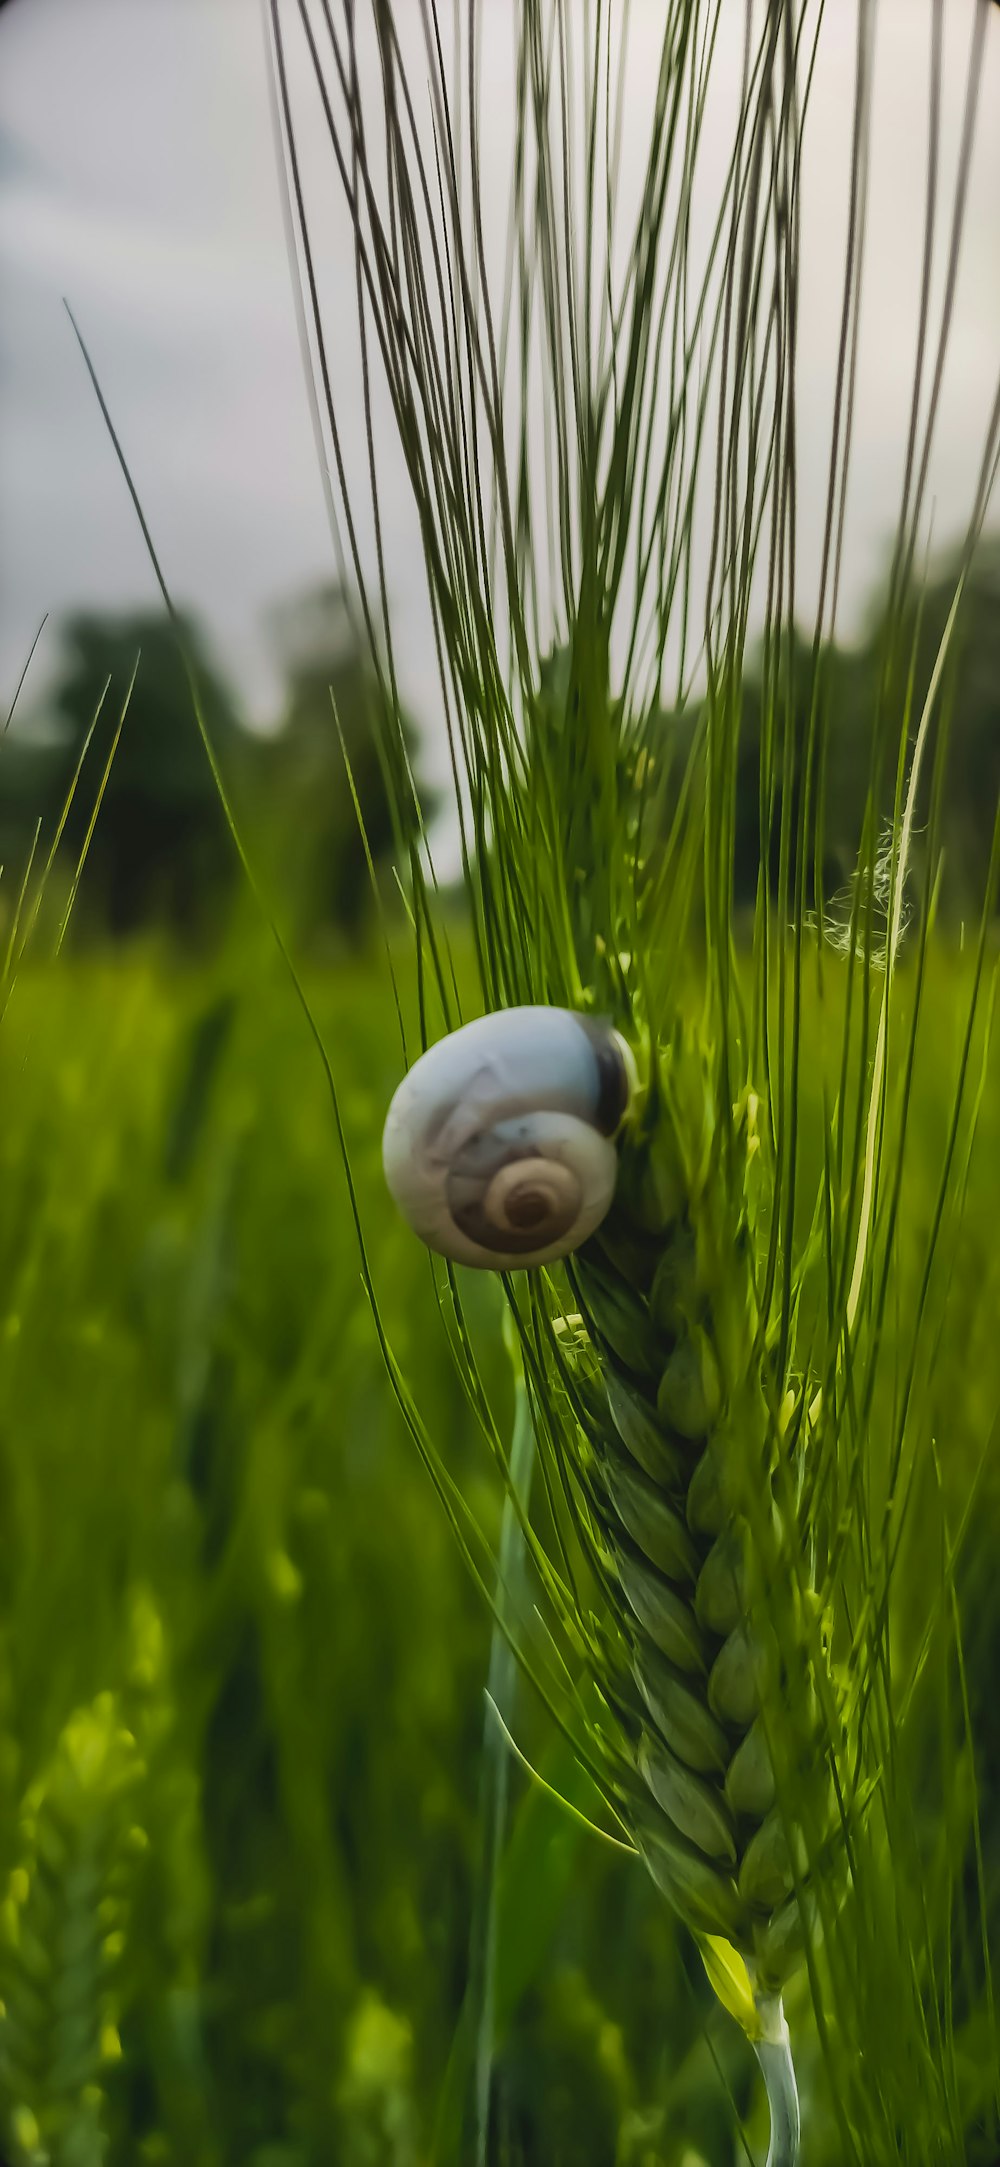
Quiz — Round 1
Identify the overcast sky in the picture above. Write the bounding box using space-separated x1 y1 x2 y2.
1 0 998 777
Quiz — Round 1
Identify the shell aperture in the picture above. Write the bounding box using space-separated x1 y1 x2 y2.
382 1006 635 1269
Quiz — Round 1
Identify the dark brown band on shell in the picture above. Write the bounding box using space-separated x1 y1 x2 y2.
576 1018 631 1136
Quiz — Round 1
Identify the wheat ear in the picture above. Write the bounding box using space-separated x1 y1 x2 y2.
564 1024 840 2007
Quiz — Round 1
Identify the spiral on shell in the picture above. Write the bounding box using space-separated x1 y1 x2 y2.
382 1006 635 1268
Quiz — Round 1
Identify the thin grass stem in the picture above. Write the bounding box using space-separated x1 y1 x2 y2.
467 1356 536 2166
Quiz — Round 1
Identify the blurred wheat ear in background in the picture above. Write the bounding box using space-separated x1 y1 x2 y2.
262 0 1000 2159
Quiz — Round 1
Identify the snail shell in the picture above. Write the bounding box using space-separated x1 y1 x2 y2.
382 1006 636 1269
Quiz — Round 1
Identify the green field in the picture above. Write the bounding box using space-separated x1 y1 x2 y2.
0 933 996 2166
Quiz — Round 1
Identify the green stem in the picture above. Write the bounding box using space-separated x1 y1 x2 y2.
468 1368 536 2167
752 1996 800 2167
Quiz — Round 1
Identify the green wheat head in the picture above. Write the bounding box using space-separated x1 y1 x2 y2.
261 0 1000 2156
0 1694 145 2167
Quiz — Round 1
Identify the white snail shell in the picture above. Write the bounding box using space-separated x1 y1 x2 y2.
382 1006 636 1269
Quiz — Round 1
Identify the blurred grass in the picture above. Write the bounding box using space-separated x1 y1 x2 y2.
0 932 997 2165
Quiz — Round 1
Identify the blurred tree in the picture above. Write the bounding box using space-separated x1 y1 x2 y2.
6 544 992 952
727 535 1000 920
647 631 869 918
46 609 243 939
2 587 439 950
875 536 1000 914
260 584 437 947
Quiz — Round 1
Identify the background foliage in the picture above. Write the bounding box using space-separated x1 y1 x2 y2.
0 530 998 2159
3 534 999 957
